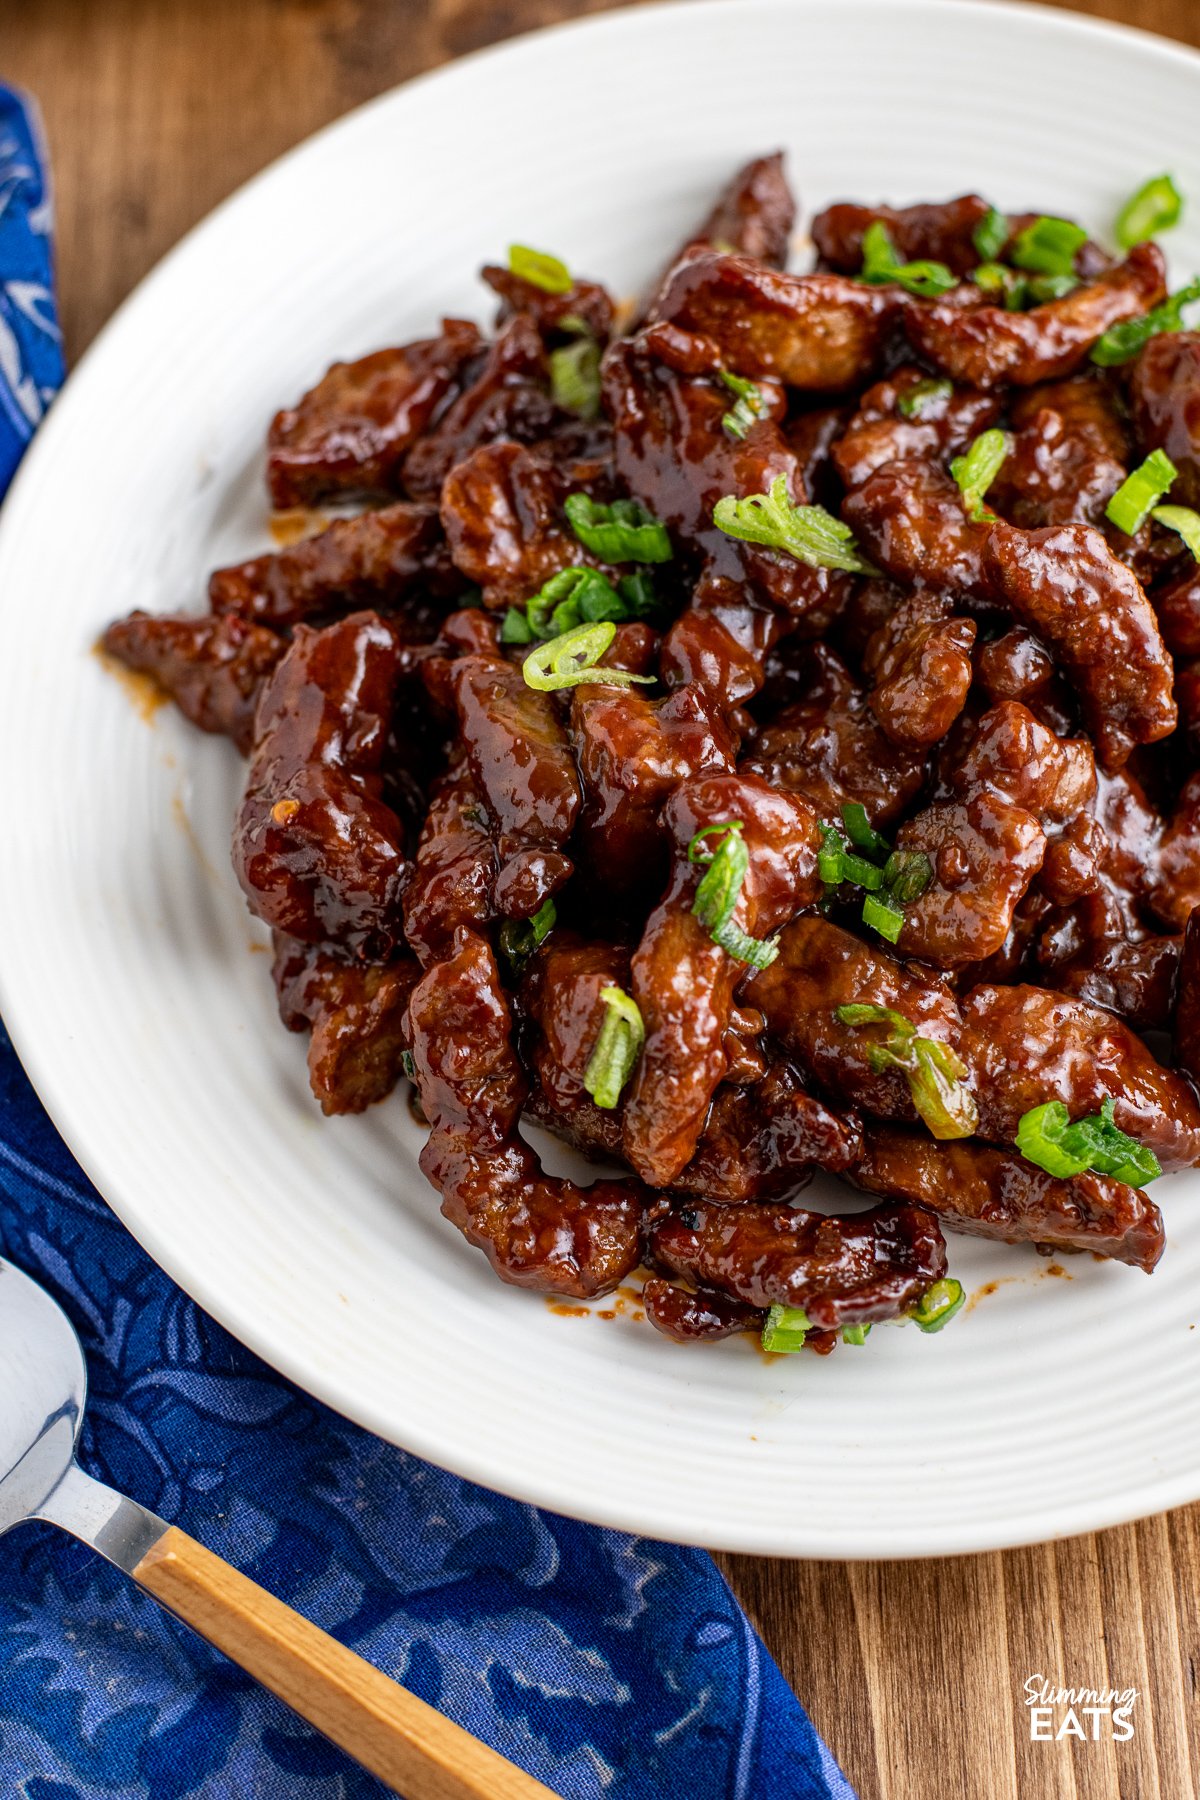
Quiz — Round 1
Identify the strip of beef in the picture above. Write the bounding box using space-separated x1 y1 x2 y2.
833 366 1002 492
648 1198 946 1329
893 794 1046 967
449 654 580 918
1151 561 1200 658
904 244 1167 387
973 628 1076 735
842 459 993 603
1174 907 1200 1090
641 152 796 321
654 248 900 391
101 610 284 755
439 441 581 610
520 935 633 1119
267 319 482 506
403 313 556 502
862 595 977 750
743 642 927 826
407 931 645 1296
401 762 497 968
961 981 1200 1171
272 934 419 1115
984 520 1176 770
948 699 1096 824
748 916 964 1124
1129 330 1200 508
208 502 460 628
569 682 736 901
1044 930 1181 1032
850 1123 1164 1271
659 570 787 708
481 264 614 343
232 611 407 954
623 773 821 1186
812 194 995 276
641 1280 761 1344
670 1065 862 1202
1147 771 1200 931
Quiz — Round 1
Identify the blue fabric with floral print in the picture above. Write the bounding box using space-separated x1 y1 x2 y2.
0 82 855 1800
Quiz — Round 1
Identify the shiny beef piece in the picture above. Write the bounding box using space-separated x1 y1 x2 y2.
1129 331 1200 508
850 1124 1164 1271
642 1280 761 1344
893 794 1047 968
989 405 1126 533
961 982 1200 1171
904 244 1167 387
832 367 1002 491
272 934 419 1115
949 700 1096 823
983 521 1176 770
660 571 787 708
689 151 796 268
654 248 900 392
1044 929 1181 1032
101 610 284 755
401 762 497 967
1147 771 1200 931
648 1198 947 1329
842 459 993 602
481 264 614 343
403 314 555 502
784 403 854 503
439 441 581 610
267 320 482 506
1174 907 1200 1090
748 917 963 1124
744 642 927 825
812 194 994 276
1151 561 1200 658
520 936 633 1118
863 597 976 750
973 628 1075 733
671 1065 862 1202
232 612 407 953
208 502 460 628
623 773 822 1186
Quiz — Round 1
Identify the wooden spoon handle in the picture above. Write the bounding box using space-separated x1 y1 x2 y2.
134 1525 560 1800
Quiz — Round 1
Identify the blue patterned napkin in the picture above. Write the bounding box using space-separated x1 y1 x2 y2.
0 82 855 1800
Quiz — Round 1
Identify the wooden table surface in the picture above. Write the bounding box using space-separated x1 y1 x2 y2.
6 1 1199 1794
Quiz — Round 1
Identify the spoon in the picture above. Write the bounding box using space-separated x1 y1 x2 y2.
0 1256 559 1800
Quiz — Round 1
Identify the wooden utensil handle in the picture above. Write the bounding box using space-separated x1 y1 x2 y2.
134 1525 560 1800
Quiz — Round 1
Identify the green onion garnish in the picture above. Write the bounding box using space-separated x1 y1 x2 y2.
973 261 1028 311
822 808 931 939
1105 449 1177 535
719 369 765 441
1011 216 1087 277
499 897 557 973
818 827 847 888
859 220 958 299
689 820 779 971
842 1323 872 1346
1151 504 1200 561
616 569 667 624
525 566 629 638
762 1304 811 1354
1026 272 1080 304
897 377 953 419
1091 276 1200 366
500 607 535 645
563 493 672 565
713 476 878 572
861 892 904 942
835 1003 978 1139
550 336 601 421
1115 174 1183 249
400 1050 416 1080
507 243 572 294
881 849 934 906
910 1277 965 1333
522 621 653 692
583 984 645 1110
1015 1097 1161 1187
972 206 1009 263
842 802 890 860
950 427 1010 522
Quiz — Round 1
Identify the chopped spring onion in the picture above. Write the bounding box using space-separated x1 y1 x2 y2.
762 1304 811 1354
841 1323 872 1346
950 427 1010 522
1151 504 1200 562
719 369 765 440
973 262 1028 311
972 206 1009 263
1026 272 1080 304
400 1050 416 1080
835 1003 979 1140
910 1277 966 1333
1105 449 1177 535
897 376 953 419
499 897 557 972
616 569 668 624
1115 174 1183 250
1015 1097 1161 1187
881 849 934 906
859 220 958 299
689 820 779 971
822 807 932 940
583 984 645 1110
564 493 673 564
522 621 653 692
526 566 628 638
842 801 890 860
550 336 601 421
1010 216 1087 277
861 892 905 943
713 475 878 572
507 243 572 294
1091 275 1200 366
499 607 535 645
818 827 847 887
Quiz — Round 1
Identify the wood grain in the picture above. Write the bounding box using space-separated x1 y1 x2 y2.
134 1524 559 1799
5 2 1200 1795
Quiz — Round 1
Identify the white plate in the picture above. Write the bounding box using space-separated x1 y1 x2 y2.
2 0 1199 1558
